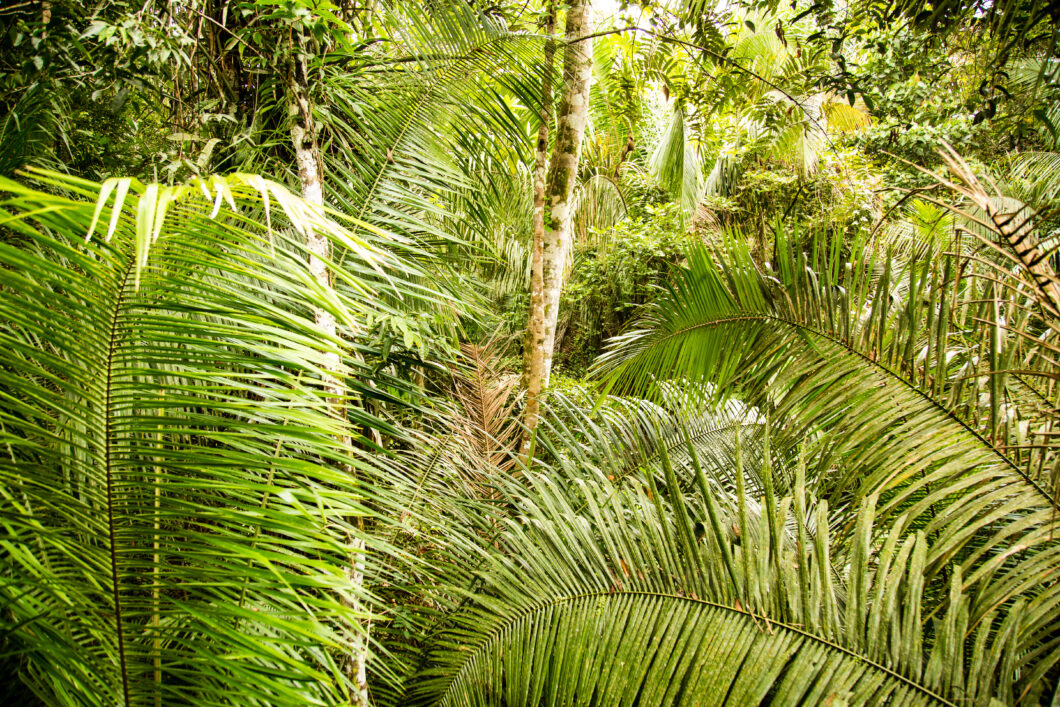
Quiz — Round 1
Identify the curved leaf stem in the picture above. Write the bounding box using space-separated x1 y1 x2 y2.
105 257 135 706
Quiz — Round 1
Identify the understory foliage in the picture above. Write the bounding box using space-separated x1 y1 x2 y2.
2 0 1060 704
386 188 1060 703
558 201 687 373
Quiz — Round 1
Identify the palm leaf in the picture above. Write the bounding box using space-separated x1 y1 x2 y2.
593 229 1060 695
401 398 1028 705
649 103 701 217
445 340 523 476
0 170 426 704
1009 151 1060 203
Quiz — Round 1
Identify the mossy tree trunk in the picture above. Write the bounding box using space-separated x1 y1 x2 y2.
523 0 593 452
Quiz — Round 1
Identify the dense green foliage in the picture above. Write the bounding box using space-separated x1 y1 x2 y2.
2 0 1060 704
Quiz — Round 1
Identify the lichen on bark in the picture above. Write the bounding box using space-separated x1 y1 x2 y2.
523 0 594 454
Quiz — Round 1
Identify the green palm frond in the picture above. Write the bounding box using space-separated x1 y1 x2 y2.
731 28 788 80
570 172 629 245
327 7 546 338
593 229 1060 694
758 91 869 176
649 103 701 217
215 1 549 348
926 147 1060 324
0 170 428 705
823 99 872 134
1009 151 1060 203
402 394 1031 705
320 3 545 249
0 82 71 176
880 199 959 258
537 385 770 497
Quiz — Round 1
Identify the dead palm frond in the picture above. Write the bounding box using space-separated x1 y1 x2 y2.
447 340 523 475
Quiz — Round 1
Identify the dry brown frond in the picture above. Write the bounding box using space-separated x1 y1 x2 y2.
448 339 522 475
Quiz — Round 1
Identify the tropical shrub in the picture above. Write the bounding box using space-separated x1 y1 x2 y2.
558 202 687 374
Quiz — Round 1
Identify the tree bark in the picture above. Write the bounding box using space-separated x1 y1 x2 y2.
286 44 369 706
522 1 557 452
523 0 594 452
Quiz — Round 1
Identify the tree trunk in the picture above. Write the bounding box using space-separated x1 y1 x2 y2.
286 44 369 706
523 0 593 453
522 1 557 451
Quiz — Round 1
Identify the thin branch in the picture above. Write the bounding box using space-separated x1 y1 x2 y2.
182 5 265 60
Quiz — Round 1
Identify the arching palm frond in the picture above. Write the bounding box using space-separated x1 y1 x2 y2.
570 172 628 246
322 1 544 248
400 392 1034 705
536 385 770 498
585 34 630 173
928 147 1060 324
759 91 868 177
1009 151 1060 203
222 1 550 352
593 229 1060 697
0 82 71 177
0 170 428 705
879 198 959 258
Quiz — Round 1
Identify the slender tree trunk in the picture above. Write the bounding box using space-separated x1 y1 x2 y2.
286 44 369 706
523 0 594 452
523 1 557 451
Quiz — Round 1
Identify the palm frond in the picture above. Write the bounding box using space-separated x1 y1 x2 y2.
1009 150 1060 203
446 341 522 476
593 228 1060 692
570 172 628 245
0 170 430 704
0 82 71 176
822 99 872 134
649 103 701 217
403 398 1029 705
931 146 1060 322
538 384 770 497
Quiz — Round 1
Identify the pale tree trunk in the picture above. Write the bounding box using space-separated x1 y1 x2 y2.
522 0 557 452
286 45 369 705
523 0 594 452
